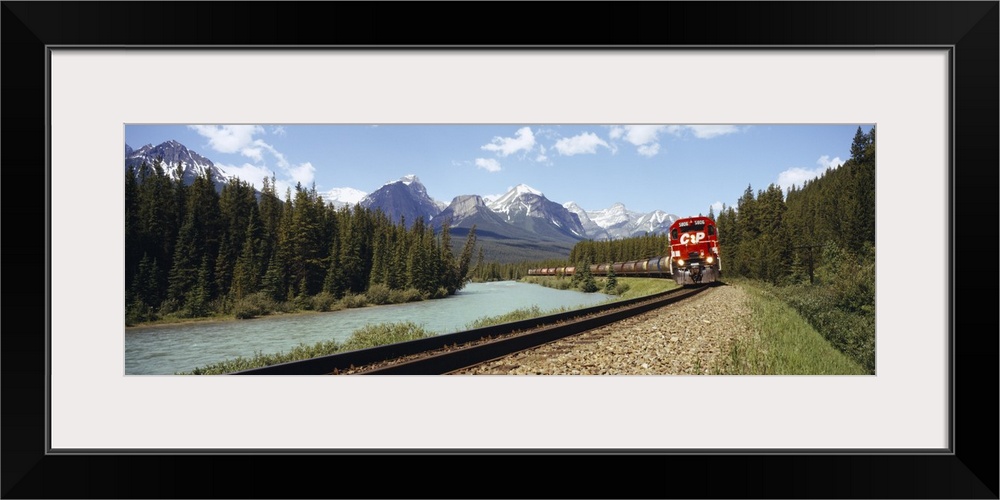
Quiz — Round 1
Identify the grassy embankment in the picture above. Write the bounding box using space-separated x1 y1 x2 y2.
714 278 869 375
522 275 869 375
182 321 435 375
464 277 679 329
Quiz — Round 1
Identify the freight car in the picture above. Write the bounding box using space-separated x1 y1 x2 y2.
526 216 721 286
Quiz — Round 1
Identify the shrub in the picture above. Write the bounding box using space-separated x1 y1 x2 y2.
233 292 277 319
365 283 391 305
341 293 368 309
466 305 545 329
340 321 433 352
388 288 423 304
310 291 338 312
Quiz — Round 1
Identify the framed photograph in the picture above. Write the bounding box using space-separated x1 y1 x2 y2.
5 2 996 498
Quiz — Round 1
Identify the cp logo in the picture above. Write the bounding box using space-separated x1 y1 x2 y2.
679 232 706 245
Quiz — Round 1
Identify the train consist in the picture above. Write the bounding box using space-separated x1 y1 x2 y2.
527 216 722 286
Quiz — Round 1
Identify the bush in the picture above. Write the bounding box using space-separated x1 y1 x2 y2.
387 288 423 304
340 321 433 352
770 280 875 374
341 293 368 309
233 292 277 319
365 283 391 305
466 305 545 329
614 283 631 296
310 291 339 312
293 293 313 311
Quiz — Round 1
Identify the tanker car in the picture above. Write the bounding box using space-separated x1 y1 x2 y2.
527 216 721 286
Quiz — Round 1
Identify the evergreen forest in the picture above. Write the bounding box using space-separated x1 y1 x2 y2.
125 165 477 326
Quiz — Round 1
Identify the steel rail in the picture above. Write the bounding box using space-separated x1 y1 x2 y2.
230 284 708 375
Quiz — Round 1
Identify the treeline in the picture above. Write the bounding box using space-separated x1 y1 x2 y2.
715 126 876 285
469 232 672 283
125 160 477 325
469 253 561 282
716 126 877 372
568 233 670 265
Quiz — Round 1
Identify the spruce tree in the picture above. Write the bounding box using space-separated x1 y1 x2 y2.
604 264 617 294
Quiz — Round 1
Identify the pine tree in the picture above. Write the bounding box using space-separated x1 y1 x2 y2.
454 225 478 293
604 264 617 293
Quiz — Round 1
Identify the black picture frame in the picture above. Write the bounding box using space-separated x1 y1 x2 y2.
3 2 997 498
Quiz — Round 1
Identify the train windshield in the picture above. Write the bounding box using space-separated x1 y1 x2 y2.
674 220 708 233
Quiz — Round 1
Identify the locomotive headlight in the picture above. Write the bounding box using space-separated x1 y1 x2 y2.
677 258 685 267
706 256 714 264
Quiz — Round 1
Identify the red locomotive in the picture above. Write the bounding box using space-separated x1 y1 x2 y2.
667 216 721 285
526 216 721 286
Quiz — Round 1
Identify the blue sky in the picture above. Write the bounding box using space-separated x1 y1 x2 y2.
125 124 873 218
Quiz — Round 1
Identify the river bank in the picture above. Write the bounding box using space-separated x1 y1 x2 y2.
125 281 614 374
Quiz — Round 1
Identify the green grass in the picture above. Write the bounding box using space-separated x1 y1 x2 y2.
464 305 573 329
467 277 680 330
715 279 868 375
180 321 435 375
611 278 680 300
520 276 678 299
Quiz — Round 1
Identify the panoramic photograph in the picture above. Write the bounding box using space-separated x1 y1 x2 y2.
124 124 876 376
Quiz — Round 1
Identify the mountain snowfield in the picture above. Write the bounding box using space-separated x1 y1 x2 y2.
125 140 680 242
125 140 229 192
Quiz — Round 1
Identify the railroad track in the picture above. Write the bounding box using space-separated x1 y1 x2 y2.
230 284 711 375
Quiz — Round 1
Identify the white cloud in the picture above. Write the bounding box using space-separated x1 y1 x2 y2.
637 143 660 157
289 162 316 186
621 125 666 146
817 155 845 169
213 162 275 187
664 125 742 139
607 125 668 157
535 145 550 163
778 155 846 191
475 158 502 172
481 126 535 157
553 132 609 156
190 124 321 194
188 125 265 157
710 201 725 214
253 139 290 169
687 125 740 139
777 167 827 192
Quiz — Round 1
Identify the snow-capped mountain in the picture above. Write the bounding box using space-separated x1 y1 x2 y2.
486 184 586 241
360 175 443 226
578 202 680 238
125 140 229 192
434 194 531 238
323 187 367 209
586 202 641 239
563 201 611 240
631 210 678 236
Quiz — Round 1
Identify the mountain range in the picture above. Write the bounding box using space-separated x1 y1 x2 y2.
125 140 230 192
125 140 680 261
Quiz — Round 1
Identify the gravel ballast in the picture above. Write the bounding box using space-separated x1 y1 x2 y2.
455 284 753 375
